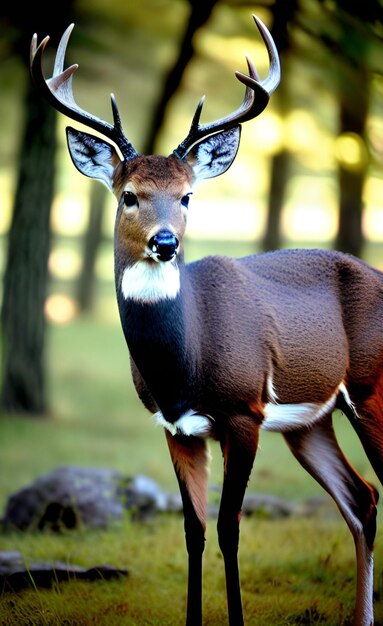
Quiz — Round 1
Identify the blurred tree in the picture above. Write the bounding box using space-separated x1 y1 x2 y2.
336 47 369 256
0 4 74 414
297 0 383 256
261 0 298 251
76 183 107 313
332 0 382 256
1 81 56 414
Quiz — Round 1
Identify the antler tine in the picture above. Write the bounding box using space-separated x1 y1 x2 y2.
53 23 74 78
173 15 280 160
238 15 281 96
30 25 139 160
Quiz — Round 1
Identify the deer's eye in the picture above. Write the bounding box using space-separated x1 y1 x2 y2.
181 193 192 209
123 191 138 208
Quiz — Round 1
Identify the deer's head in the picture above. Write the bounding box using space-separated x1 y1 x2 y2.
30 17 280 281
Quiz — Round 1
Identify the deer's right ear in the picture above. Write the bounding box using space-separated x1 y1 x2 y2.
184 126 241 181
66 127 121 190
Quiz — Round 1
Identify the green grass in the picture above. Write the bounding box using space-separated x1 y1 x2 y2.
2 239 383 624
2 516 383 625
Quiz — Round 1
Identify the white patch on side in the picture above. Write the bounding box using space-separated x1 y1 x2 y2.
338 381 360 419
262 389 338 433
154 410 213 438
121 261 180 303
267 372 279 404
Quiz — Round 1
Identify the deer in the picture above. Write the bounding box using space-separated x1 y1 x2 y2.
30 16 383 626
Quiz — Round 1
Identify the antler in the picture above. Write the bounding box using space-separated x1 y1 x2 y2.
30 24 139 161
173 15 280 160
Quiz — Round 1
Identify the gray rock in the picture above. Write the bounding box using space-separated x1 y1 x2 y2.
242 493 295 518
125 474 168 517
0 550 128 593
292 495 338 518
1 466 337 532
2 466 168 531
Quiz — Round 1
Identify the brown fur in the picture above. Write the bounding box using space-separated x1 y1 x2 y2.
113 155 194 196
114 155 193 274
165 432 210 527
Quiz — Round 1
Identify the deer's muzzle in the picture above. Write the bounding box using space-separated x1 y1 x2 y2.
149 230 179 262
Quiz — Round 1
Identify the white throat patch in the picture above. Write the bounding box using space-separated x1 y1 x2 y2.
121 261 181 304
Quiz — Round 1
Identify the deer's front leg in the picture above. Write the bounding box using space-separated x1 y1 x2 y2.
165 431 210 626
218 416 260 626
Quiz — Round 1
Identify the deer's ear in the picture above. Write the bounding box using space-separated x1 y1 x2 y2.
66 127 121 190
185 126 241 181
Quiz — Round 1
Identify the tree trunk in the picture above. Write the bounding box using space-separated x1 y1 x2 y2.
261 0 297 252
335 83 369 257
1 81 56 414
76 184 107 312
262 150 289 251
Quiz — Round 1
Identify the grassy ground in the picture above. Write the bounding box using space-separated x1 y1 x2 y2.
1 515 383 625
0 518 383 626
2 239 383 624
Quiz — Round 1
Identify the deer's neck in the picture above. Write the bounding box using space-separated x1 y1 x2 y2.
116 260 199 420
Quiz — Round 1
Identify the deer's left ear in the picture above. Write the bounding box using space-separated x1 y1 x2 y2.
66 127 122 190
185 126 241 181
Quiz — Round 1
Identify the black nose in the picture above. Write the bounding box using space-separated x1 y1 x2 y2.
149 230 179 262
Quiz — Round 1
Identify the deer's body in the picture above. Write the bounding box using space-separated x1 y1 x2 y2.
117 247 383 431
32 19 382 625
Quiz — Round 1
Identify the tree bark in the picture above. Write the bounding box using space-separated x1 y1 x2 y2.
1 81 56 414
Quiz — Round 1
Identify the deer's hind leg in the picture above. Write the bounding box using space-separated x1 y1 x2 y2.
343 371 383 487
284 415 378 626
